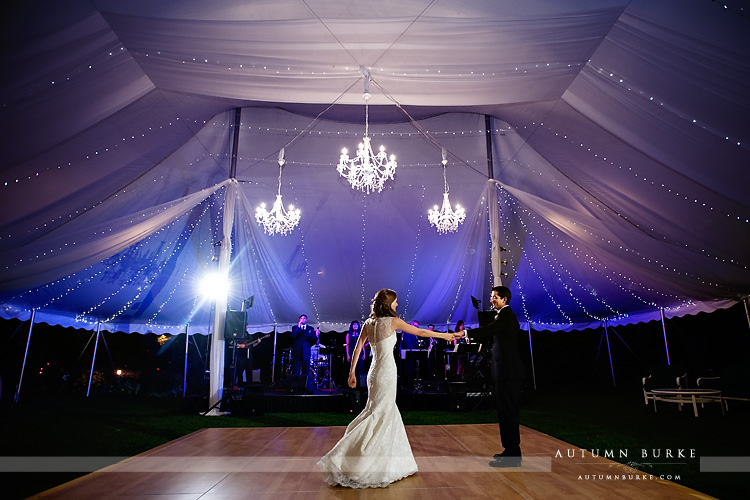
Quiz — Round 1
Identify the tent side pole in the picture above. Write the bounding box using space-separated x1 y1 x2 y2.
605 319 616 387
527 322 537 390
86 322 102 397
14 308 36 402
183 324 189 397
660 308 671 366
271 324 278 384
744 296 750 332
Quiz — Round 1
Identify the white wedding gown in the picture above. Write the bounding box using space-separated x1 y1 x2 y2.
317 316 418 488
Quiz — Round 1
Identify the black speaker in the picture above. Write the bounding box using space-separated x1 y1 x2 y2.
237 385 265 415
277 375 309 393
224 310 247 339
446 381 468 411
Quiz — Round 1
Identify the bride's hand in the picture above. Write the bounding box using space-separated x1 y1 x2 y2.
348 372 357 388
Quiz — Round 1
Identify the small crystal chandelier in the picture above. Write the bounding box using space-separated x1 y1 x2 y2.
428 148 466 234
337 69 397 194
255 148 301 235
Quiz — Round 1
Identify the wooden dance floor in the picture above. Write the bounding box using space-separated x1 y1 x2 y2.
34 424 714 499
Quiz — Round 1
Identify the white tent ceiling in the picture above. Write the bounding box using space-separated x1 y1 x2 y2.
1 0 748 334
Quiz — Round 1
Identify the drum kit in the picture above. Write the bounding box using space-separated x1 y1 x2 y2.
310 344 335 390
280 343 335 391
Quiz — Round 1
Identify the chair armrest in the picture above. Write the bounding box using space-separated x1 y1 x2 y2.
697 376 720 388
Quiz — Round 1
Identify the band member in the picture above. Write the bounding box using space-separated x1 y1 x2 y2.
291 314 319 376
452 320 471 377
236 332 266 384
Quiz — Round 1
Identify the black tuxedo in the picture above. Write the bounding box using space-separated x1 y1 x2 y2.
469 305 525 457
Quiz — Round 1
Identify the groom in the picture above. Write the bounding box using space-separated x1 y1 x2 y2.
466 285 526 467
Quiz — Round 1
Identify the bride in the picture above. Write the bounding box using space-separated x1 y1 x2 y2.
317 288 461 488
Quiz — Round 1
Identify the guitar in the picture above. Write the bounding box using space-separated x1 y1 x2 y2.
236 333 270 348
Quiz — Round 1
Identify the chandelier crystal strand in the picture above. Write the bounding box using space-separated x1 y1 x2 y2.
337 71 397 194
428 148 466 234
256 148 301 235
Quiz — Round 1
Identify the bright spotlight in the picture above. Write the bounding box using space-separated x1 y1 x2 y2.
199 271 229 301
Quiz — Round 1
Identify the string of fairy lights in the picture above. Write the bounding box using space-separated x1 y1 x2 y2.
8 194 223 329
76 209 201 324
503 183 730 298
588 62 746 151
290 183 321 326
4 127 742 328
127 44 585 80
4 32 747 328
509 126 749 271
529 120 749 228
358 196 368 319
401 185 426 319
513 123 749 231
496 187 708 327
6 0 743 107
234 193 278 325
144 202 215 327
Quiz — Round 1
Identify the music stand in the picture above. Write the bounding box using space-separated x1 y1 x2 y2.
478 310 496 327
456 343 482 387
405 350 428 390
456 344 480 355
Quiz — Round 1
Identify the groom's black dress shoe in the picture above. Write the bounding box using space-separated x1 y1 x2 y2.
489 455 522 468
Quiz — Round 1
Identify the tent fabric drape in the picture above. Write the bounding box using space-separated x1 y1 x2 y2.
1 0 747 334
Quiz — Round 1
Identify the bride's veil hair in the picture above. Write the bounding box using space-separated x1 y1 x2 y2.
370 289 399 319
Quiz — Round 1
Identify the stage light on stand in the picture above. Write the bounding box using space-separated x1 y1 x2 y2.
199 270 229 302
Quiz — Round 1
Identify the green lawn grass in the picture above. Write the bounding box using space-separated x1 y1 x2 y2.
1 388 746 499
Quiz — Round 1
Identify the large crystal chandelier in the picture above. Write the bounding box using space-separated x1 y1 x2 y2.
255 148 301 235
428 148 466 234
337 70 397 194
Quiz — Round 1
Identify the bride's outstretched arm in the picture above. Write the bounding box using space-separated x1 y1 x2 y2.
393 317 456 341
